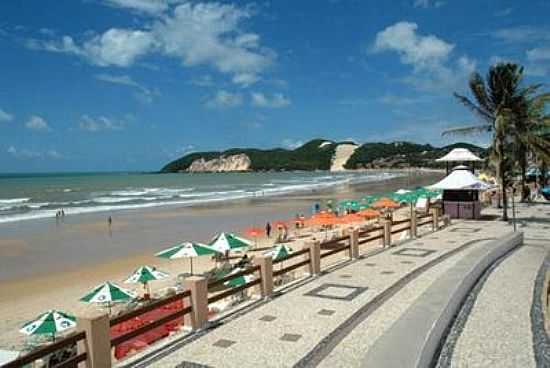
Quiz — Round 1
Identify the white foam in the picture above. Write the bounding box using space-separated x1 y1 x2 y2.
0 198 31 204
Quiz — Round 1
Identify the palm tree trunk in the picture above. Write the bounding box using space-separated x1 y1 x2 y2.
498 150 509 221
520 155 527 202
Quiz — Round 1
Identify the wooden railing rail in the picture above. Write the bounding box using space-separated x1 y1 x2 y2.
207 279 262 304
111 305 192 347
1 331 86 368
272 248 309 265
320 243 350 259
110 290 191 327
273 259 311 277
207 265 260 289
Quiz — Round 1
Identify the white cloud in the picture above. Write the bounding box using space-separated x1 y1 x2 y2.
494 8 513 17
373 22 476 92
282 139 304 149
0 108 14 122
204 90 243 108
251 92 291 108
28 29 155 67
491 26 550 43
27 2 274 85
525 47 550 76
79 115 125 132
152 3 274 85
232 73 261 87
102 0 171 15
95 73 155 103
7 146 63 160
189 75 215 87
374 22 454 69
25 115 50 131
413 0 446 8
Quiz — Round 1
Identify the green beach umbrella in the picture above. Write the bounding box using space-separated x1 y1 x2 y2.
263 244 293 261
209 233 251 254
361 195 379 206
80 281 135 313
155 242 218 274
20 310 76 341
223 267 255 288
338 200 360 211
124 266 169 294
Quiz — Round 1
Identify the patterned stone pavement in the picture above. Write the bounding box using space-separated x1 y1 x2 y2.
436 202 550 368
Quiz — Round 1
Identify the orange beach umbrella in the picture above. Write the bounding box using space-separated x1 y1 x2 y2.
371 197 400 210
338 213 365 224
357 208 381 219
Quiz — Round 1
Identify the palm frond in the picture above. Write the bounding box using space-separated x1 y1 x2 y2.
453 93 493 122
441 124 492 137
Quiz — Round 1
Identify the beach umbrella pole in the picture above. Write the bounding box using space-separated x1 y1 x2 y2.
190 258 194 275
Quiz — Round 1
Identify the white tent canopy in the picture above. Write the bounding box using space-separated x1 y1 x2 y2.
436 148 483 162
428 169 491 190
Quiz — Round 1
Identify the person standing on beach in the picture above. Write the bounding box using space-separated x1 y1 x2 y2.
108 216 112 227
266 222 272 238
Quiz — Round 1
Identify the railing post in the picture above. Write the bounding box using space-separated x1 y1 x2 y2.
383 220 392 247
431 207 439 231
349 228 359 259
410 210 417 239
305 240 321 275
184 276 209 330
76 312 111 368
254 255 273 298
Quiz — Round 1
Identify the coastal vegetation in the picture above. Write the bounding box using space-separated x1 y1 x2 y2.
445 62 550 220
161 139 487 173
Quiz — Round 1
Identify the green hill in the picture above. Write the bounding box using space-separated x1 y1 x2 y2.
160 139 487 173
160 139 343 172
344 141 487 169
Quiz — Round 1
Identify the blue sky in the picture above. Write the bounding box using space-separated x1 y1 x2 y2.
1 0 549 172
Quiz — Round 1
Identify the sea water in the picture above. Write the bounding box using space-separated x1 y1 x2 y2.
0 171 399 223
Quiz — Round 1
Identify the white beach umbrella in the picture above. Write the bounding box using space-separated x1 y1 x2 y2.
19 310 76 341
209 232 252 254
124 265 169 295
80 281 135 313
155 242 219 274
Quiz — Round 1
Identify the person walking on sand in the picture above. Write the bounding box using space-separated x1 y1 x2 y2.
266 221 272 238
108 216 112 227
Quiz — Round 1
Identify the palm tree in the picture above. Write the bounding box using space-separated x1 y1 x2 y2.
443 63 525 221
511 91 550 201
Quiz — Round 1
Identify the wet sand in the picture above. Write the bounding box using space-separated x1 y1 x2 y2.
0 170 442 350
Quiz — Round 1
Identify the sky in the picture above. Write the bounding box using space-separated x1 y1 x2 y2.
1 0 549 172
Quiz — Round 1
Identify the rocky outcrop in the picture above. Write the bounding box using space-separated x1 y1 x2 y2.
330 144 358 171
187 153 251 172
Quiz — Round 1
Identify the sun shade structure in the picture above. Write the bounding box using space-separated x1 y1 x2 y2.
80 282 135 313
209 232 252 253
155 242 218 274
20 310 76 341
436 148 483 162
428 169 491 190
124 265 169 295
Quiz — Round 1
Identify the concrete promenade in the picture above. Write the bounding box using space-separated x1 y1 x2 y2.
120 202 549 368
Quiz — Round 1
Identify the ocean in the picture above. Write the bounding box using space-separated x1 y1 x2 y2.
0 171 400 224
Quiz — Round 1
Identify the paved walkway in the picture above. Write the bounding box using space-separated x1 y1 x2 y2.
436 202 550 368
126 220 509 368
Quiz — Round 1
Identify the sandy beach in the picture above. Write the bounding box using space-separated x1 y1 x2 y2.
0 170 442 351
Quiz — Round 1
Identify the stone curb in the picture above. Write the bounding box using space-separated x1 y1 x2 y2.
362 231 524 368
